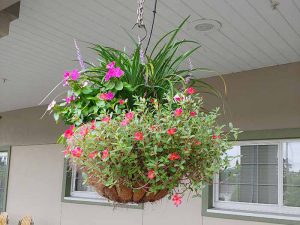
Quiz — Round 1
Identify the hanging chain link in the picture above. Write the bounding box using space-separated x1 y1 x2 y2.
136 0 145 28
132 0 147 42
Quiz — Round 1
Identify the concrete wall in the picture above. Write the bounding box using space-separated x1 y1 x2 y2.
1 62 299 225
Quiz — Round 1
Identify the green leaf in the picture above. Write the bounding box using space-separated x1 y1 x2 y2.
115 80 124 91
106 81 115 90
54 113 59 123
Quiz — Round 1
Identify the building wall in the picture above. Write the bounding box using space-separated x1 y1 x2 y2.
1 62 299 225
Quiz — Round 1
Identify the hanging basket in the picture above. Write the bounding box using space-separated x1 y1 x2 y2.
86 171 169 203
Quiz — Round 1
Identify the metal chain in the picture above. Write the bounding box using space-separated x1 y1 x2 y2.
136 0 145 28
133 0 147 42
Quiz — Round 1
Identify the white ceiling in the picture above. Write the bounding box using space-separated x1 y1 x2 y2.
0 0 300 112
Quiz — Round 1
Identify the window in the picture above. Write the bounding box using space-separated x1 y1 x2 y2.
63 162 141 208
0 146 10 212
214 140 300 216
70 165 108 202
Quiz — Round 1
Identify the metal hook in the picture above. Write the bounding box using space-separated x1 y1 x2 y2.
132 23 148 42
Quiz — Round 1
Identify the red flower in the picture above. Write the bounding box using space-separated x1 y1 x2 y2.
190 111 197 117
186 87 196 95
119 99 125 105
148 170 156 180
89 151 98 159
64 125 75 139
102 116 110 123
71 147 83 158
80 126 89 137
134 131 144 141
172 194 182 207
125 111 135 120
212 134 221 140
102 149 109 160
90 120 96 130
167 128 177 136
169 152 180 161
174 108 183 117
194 140 202 145
150 98 155 103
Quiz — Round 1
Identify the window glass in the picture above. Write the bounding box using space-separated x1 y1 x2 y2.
219 144 278 204
283 141 300 207
72 169 95 192
0 152 9 211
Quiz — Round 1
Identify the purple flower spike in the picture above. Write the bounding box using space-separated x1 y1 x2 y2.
74 39 85 70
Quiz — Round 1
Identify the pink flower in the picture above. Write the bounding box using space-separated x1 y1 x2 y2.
71 147 83 158
186 87 196 95
80 126 89 137
134 131 144 141
173 94 183 102
121 118 130 127
63 147 70 157
102 149 109 160
64 125 75 139
102 116 110 123
106 92 115 100
47 100 56 111
148 170 156 180
71 69 80 80
89 151 98 159
174 108 183 117
106 61 116 69
190 111 197 117
99 93 108 100
172 194 182 207
169 152 180 161
167 128 177 136
119 99 125 105
125 111 134 120
90 120 96 130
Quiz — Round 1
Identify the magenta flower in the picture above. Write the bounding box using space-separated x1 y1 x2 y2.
104 62 124 81
65 95 75 104
106 61 116 69
63 71 71 86
106 92 115 100
71 69 80 81
114 67 124 78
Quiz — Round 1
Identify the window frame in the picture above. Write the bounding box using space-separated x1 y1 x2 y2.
213 139 300 216
69 164 108 201
0 145 11 212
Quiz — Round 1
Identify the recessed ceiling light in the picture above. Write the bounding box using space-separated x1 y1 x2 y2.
193 19 222 34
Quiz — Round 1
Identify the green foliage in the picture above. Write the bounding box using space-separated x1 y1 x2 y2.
64 93 239 197
51 18 215 126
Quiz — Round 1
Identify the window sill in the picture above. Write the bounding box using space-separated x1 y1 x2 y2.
204 208 300 224
62 196 143 209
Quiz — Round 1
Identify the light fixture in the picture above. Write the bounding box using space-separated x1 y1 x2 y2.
192 19 222 34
